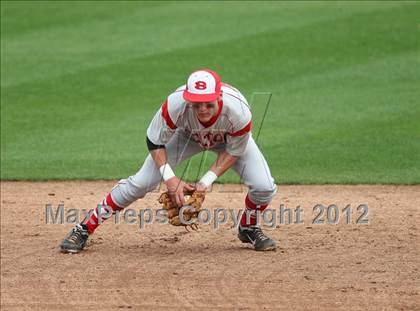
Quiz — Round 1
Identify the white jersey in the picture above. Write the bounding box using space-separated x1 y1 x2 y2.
147 83 252 156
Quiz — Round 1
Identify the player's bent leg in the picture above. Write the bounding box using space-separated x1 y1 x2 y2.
232 137 278 251
60 132 202 253
111 155 162 208
60 155 161 253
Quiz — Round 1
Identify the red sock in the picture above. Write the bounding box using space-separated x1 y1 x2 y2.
84 193 123 234
240 194 268 227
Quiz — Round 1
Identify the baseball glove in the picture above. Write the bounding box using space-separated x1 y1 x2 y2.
158 189 205 230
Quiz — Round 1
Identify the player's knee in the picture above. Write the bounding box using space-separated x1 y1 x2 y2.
110 177 149 208
248 181 277 205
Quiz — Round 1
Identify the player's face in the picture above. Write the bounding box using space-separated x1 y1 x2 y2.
191 101 218 123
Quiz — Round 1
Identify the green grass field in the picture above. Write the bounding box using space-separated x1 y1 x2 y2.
1 1 419 183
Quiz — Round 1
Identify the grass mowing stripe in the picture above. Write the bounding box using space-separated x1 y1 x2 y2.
1 1 410 88
1 2 418 182
3 2 417 95
1 1 168 38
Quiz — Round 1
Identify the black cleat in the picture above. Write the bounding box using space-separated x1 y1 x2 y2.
238 225 276 251
60 224 89 253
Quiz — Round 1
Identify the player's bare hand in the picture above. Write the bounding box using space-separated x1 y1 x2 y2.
194 182 208 192
165 177 194 207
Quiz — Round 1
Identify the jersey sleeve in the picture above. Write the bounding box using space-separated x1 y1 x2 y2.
146 95 184 145
225 104 252 156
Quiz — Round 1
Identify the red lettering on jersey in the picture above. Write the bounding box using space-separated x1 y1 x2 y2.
191 131 225 149
213 133 224 143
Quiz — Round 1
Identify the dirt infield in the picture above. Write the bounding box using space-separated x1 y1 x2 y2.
1 182 419 310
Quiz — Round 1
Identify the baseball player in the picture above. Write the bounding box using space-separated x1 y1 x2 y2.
60 69 277 252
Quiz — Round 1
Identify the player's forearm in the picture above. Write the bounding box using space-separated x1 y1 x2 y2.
210 151 239 177
149 148 168 168
150 148 179 183
146 136 176 182
147 137 167 166
197 152 238 189
148 138 193 206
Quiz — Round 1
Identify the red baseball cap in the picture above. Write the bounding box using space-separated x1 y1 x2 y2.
183 69 221 103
